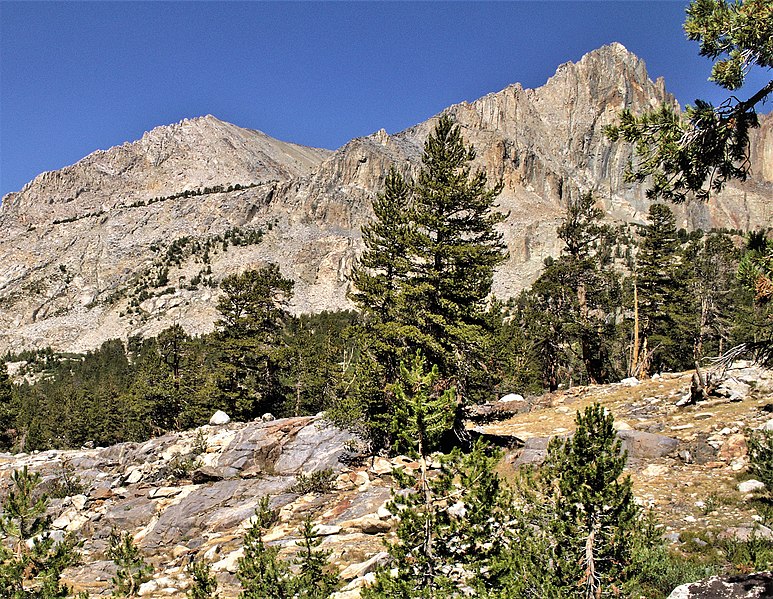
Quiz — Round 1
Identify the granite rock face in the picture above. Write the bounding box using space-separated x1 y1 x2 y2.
667 572 773 599
1 43 771 354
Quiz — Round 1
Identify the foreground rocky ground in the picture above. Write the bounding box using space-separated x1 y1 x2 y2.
2 362 772 597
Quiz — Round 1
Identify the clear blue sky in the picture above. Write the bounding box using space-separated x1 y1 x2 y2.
1 1 770 198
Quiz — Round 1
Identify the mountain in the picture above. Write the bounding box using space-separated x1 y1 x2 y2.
1 43 771 355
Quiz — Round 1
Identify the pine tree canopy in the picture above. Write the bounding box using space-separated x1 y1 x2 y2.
605 0 772 202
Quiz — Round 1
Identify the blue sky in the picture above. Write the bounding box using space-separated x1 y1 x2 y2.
1 1 770 198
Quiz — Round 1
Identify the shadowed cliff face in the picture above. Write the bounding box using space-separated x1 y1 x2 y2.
1 43 771 354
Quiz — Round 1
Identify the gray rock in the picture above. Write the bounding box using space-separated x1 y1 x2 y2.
667 572 773 598
273 419 356 474
191 465 238 484
140 478 293 548
512 437 552 466
617 430 679 460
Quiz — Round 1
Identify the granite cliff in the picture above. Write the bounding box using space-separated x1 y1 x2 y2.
1 43 771 354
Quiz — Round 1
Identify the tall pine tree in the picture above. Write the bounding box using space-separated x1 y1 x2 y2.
347 114 507 447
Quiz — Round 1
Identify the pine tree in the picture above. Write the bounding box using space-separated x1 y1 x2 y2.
522 193 623 388
187 560 218 599
636 204 693 373
364 353 505 598
407 115 507 403
0 364 15 450
606 0 772 202
292 516 340 599
364 439 505 599
0 467 82 598
347 114 507 447
496 404 641 598
108 530 153 597
237 497 293 599
214 265 294 420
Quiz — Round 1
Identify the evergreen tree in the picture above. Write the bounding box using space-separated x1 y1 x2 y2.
214 265 294 420
292 516 340 599
495 405 641 598
348 114 507 447
606 0 772 202
407 115 507 402
364 440 504 599
0 467 82 598
108 530 153 597
186 560 218 599
237 497 293 599
0 364 16 450
636 204 693 373
364 353 505 598
521 193 623 389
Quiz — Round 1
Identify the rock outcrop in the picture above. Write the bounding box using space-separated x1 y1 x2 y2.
1 43 771 354
667 572 773 599
1 363 773 597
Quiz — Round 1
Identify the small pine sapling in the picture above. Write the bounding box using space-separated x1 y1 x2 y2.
187 559 218 599
292 515 340 599
237 496 293 599
108 530 153 597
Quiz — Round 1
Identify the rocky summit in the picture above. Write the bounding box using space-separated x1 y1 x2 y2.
1 43 772 355
2 362 773 597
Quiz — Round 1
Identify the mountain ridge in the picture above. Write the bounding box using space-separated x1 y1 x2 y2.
1 43 771 355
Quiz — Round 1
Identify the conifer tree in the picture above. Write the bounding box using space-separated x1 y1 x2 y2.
0 364 15 450
214 265 294 420
495 404 641 599
187 560 218 599
348 114 507 446
237 497 293 599
0 467 82 598
606 0 772 202
407 115 507 402
636 204 693 373
364 353 505 598
292 516 340 599
522 193 623 388
108 530 153 597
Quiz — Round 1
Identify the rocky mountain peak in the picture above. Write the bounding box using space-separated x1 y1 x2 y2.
1 115 331 227
0 45 770 354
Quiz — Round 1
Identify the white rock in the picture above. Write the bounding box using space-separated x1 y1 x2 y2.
620 377 639 387
66 513 89 532
209 410 231 426
499 393 525 403
138 580 158 596
613 420 633 431
51 515 71 530
71 494 87 510
764 419 773 432
213 548 243 573
370 457 393 476
124 467 144 485
339 551 390 580
640 464 669 477
313 524 341 536
738 479 766 494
